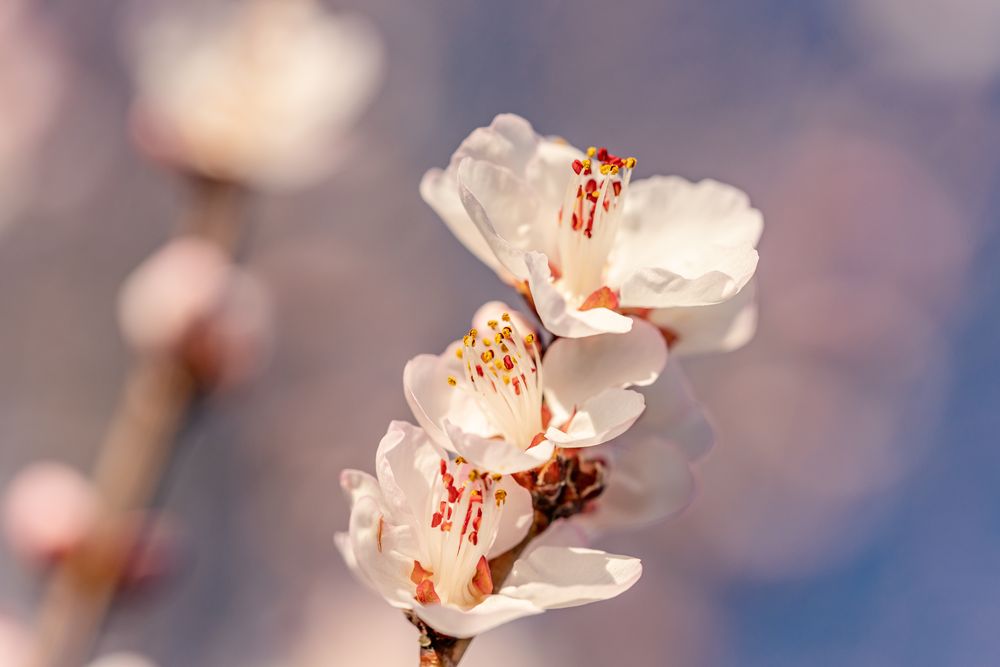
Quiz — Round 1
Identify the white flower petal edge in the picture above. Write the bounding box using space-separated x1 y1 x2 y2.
649 278 758 356
421 113 764 345
403 304 666 473
336 421 643 639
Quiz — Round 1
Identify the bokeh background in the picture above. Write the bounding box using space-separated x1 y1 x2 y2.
2 0 999 665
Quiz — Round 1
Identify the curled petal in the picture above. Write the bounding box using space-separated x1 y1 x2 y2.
525 252 632 338
544 388 645 449
500 546 642 610
444 421 555 474
543 318 667 421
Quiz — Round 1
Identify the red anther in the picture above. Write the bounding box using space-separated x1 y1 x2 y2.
576 185 583 197
471 555 494 596
415 579 440 604
411 560 433 584
473 510 483 532
612 181 622 197
597 147 609 161
431 512 442 528
571 159 584 175
503 355 514 370
448 484 461 503
440 521 453 532
512 377 521 396
585 179 597 194
603 198 611 212
608 154 622 166
571 212 581 230
580 286 620 311
442 472 453 489
476 365 484 377
469 531 478 546
440 459 447 475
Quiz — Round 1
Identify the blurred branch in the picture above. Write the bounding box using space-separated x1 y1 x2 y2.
28 178 245 667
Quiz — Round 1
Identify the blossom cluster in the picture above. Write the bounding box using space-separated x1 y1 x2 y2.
337 114 763 642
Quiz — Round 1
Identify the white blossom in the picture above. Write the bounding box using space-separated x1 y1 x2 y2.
403 302 667 474
336 422 642 638
421 114 762 349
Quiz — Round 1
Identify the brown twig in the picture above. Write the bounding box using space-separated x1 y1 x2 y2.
28 178 245 667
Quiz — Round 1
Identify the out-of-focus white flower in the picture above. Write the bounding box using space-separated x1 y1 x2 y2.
118 236 273 386
130 0 384 189
403 301 667 474
421 114 762 347
336 422 642 638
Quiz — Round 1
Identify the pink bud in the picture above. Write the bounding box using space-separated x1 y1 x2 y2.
2 461 99 564
118 236 272 387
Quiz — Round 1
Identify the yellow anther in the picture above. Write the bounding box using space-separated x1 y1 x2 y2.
624 157 637 169
586 146 596 158
491 473 502 481
599 164 612 175
463 335 473 347
524 333 535 346
447 376 457 386
582 159 592 171
455 456 467 464
501 343 510 353
501 313 511 322
469 470 479 481
502 375 511 385
611 165 619 175
487 319 498 329
494 359 504 370
502 326 512 338
494 489 508 506
469 328 478 338
483 338 492 347
455 348 463 359
481 350 494 363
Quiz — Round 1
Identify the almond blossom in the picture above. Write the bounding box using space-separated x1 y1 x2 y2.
336 421 642 638
130 0 383 189
421 114 763 348
403 301 667 474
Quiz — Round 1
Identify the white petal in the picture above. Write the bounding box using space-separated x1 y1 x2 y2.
649 278 758 356
543 318 667 420
347 495 415 609
544 388 645 449
487 476 534 559
339 469 380 510
611 176 762 308
456 158 538 280
403 351 493 450
412 594 544 639
579 437 695 535
525 252 632 338
500 546 642 610
374 422 441 524
445 421 555 474
420 168 508 277
640 361 715 462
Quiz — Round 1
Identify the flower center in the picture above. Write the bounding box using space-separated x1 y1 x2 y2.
447 313 544 452
412 457 509 608
555 147 636 301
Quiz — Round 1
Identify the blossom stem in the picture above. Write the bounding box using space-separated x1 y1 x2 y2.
27 177 246 667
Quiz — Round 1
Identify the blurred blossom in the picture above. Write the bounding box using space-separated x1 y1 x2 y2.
128 0 384 189
86 652 159 667
845 0 1000 86
2 461 99 565
0 614 31 666
0 0 63 233
118 236 274 386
